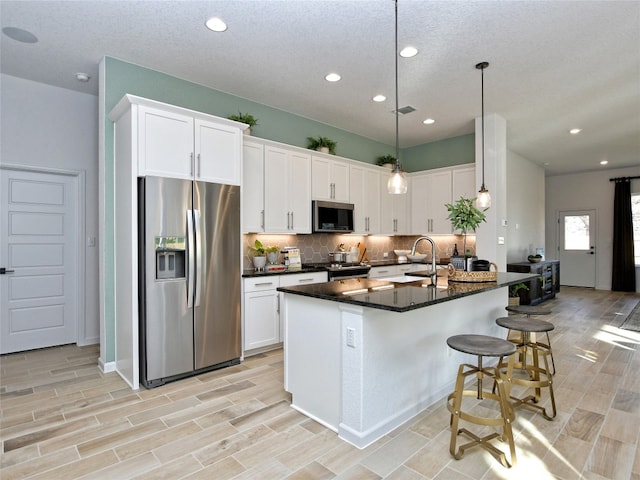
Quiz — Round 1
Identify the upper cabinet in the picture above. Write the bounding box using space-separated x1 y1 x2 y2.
242 140 265 233
452 165 476 201
380 175 409 235
410 169 452 234
194 120 242 185
350 164 380 234
311 155 350 202
110 95 245 185
264 145 311 233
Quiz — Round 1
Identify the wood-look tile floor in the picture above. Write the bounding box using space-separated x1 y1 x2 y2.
2 287 640 479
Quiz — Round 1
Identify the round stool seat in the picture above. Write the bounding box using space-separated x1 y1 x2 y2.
496 316 555 333
447 334 516 357
505 305 552 316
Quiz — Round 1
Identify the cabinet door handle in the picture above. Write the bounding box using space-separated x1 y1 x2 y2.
197 153 201 177
290 212 294 229
276 294 280 314
190 152 194 177
261 210 265 229
255 282 275 287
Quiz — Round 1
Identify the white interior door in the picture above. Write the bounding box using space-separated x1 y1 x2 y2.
558 209 596 287
1 168 78 353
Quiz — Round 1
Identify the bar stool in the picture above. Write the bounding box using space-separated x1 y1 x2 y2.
446 334 517 468
505 305 555 375
495 317 557 420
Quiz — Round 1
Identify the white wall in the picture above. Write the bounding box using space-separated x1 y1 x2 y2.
1 74 100 344
546 166 640 291
506 150 545 263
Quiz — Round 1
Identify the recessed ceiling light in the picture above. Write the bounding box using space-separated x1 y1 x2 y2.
205 17 227 32
75 72 90 82
2 26 38 43
600 160 608 165
400 46 418 58
569 128 582 135
423 118 435 125
325 73 341 82
373 94 386 102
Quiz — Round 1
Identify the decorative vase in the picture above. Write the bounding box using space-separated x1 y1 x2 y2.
252 256 266 271
508 297 520 306
318 146 330 154
267 251 278 264
245 127 252 136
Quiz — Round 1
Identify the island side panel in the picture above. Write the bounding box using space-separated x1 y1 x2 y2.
339 287 507 449
284 294 342 431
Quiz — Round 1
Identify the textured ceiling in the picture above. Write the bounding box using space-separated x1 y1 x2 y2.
1 0 639 175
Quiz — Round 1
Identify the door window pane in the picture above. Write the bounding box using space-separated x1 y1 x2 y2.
633 193 640 265
564 215 590 250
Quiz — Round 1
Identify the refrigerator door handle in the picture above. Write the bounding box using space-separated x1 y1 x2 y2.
187 209 195 308
194 209 202 307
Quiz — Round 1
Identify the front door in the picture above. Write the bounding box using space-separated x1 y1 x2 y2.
558 209 596 287
0 168 78 353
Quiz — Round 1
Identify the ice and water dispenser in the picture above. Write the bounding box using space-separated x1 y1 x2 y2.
154 237 186 280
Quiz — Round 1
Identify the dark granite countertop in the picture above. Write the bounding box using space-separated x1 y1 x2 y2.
242 259 446 278
277 271 538 313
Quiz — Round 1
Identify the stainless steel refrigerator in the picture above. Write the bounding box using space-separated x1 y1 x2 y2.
138 176 241 388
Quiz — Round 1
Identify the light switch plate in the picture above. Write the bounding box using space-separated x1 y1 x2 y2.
498 236 505 245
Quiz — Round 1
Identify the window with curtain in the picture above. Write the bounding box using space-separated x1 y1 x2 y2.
633 193 640 265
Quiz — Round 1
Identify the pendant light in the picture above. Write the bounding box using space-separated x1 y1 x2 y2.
475 61 491 208
387 0 408 195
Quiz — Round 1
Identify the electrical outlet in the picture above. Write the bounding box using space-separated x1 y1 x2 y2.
346 327 356 347
383 252 389 258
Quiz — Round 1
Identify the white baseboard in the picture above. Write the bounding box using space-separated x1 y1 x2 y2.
99 358 116 373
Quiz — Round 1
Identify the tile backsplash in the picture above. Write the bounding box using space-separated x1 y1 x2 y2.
243 233 476 269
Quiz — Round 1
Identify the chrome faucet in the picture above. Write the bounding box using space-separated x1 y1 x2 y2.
410 236 438 286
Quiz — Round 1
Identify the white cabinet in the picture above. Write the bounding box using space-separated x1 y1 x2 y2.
194 119 242 185
243 271 327 355
138 106 194 178
242 140 265 233
452 165 476 201
350 164 380 234
136 102 243 185
369 263 425 279
410 169 452 234
243 277 280 352
380 177 408 234
264 145 311 233
312 155 350 202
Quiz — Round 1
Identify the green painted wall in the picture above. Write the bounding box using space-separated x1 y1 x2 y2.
403 134 475 172
103 57 473 362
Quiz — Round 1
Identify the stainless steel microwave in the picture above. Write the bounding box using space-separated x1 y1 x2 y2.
312 201 354 233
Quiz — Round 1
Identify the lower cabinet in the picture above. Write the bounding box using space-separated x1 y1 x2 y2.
243 271 327 355
507 261 560 305
369 263 425 279
243 277 281 352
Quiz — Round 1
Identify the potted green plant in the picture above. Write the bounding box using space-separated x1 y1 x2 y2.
509 282 529 306
228 111 258 135
247 239 267 270
306 136 337 155
376 154 397 168
445 196 488 260
265 245 279 264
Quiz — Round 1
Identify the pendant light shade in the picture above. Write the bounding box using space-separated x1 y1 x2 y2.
387 0 408 195
388 164 408 194
475 61 491 208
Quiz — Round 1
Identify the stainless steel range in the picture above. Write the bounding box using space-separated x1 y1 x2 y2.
326 263 371 281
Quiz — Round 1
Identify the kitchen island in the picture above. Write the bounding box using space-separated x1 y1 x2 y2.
278 271 536 449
